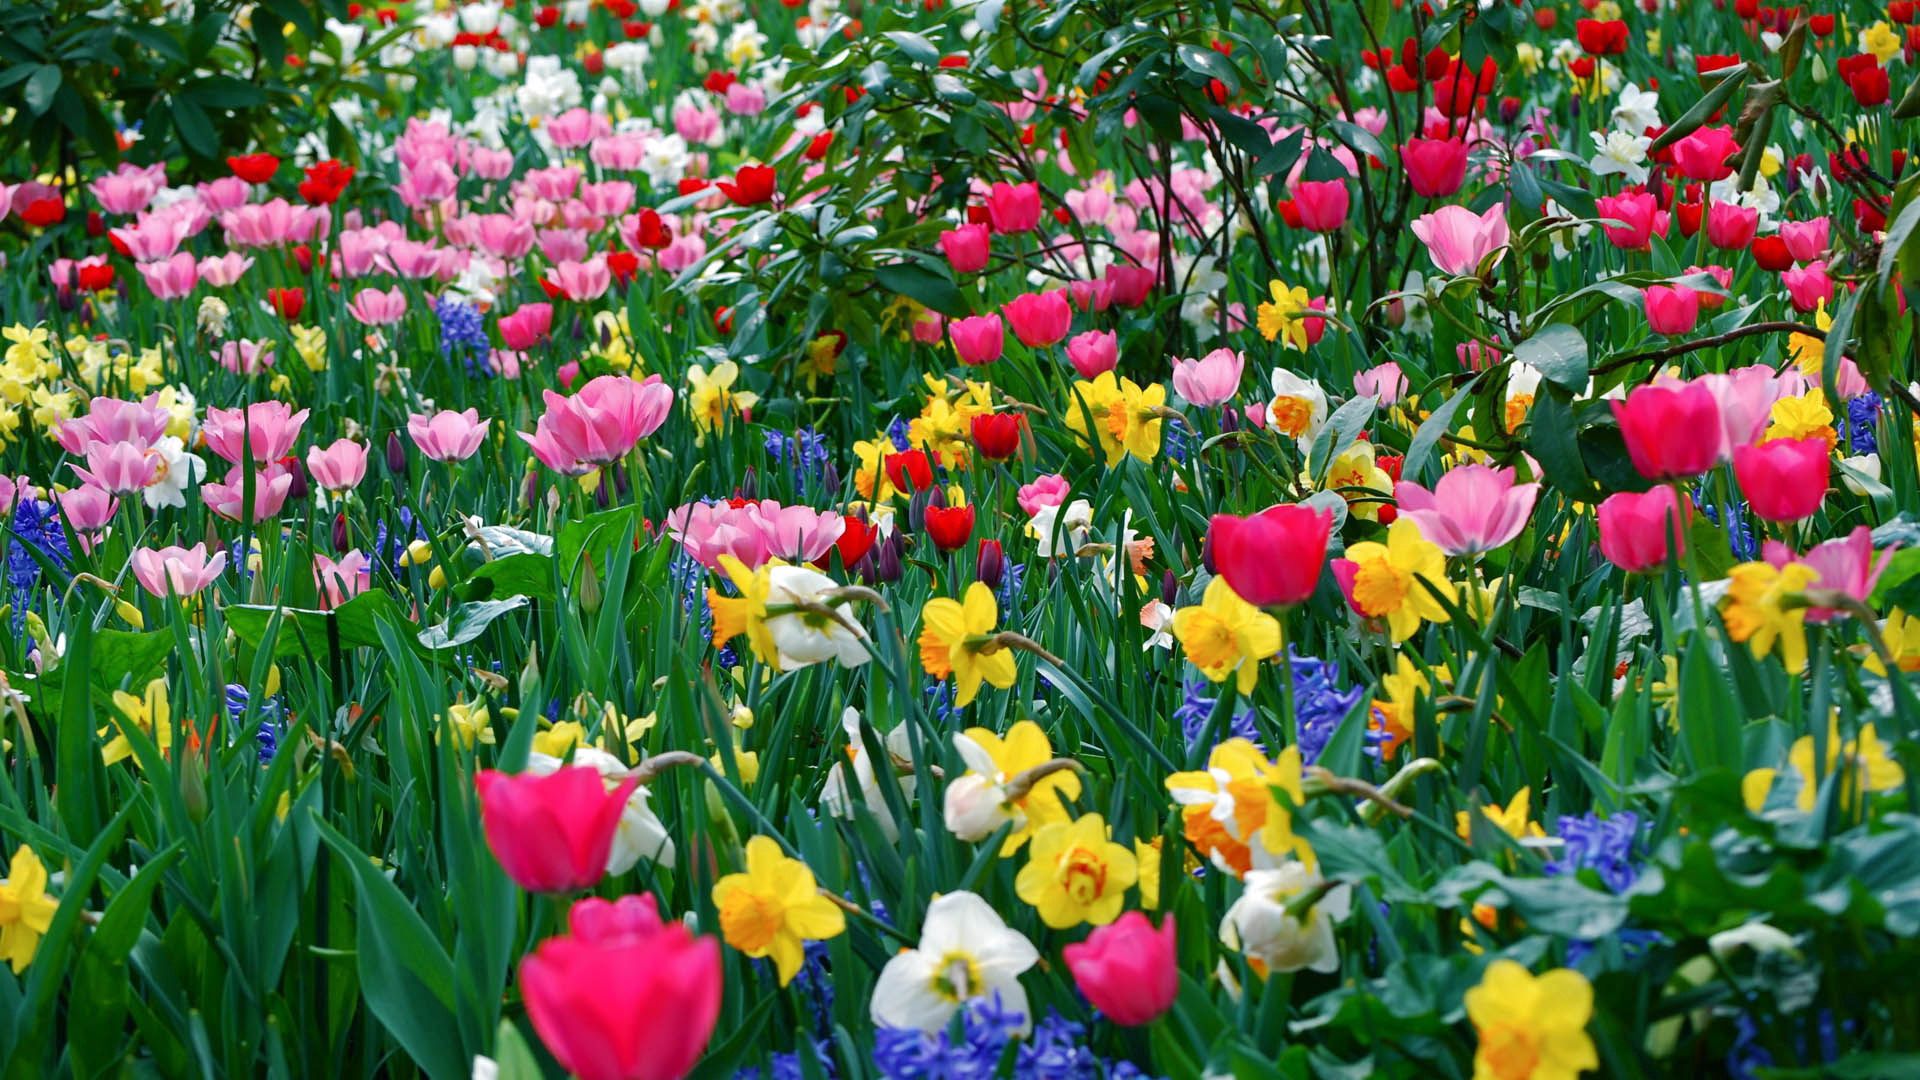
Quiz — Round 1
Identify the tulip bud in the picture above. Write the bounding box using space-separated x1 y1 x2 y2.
942 774 1014 842
523 467 541 508
385 431 408 476
907 486 935 534
284 459 310 501
874 531 904 583
976 539 1005 588
1219 405 1240 435
612 463 631 498
594 479 611 508
333 512 351 553
738 468 757 501
1161 569 1179 607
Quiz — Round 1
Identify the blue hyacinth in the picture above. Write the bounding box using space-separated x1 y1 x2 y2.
437 295 492 375
1174 675 1260 749
1289 650 1372 765
8 498 69 633
1845 392 1881 456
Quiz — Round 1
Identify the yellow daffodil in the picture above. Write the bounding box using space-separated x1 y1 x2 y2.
531 720 585 757
1172 577 1281 693
1466 961 1598 1080
442 701 496 747
101 678 172 768
686 360 758 444
1721 560 1820 674
1370 653 1443 759
709 554 779 668
1765 391 1836 450
950 720 1081 853
1745 716 1905 812
711 835 845 985
1337 518 1455 642
1014 812 1139 928
1134 837 1163 908
291 325 328 372
1256 280 1315 350
852 432 902 502
1862 20 1902 64
918 583 1017 707
1321 441 1394 521
1865 609 1920 675
1166 739 1314 876
1 325 52 371
0 845 59 974
1457 786 1547 841
1065 372 1165 467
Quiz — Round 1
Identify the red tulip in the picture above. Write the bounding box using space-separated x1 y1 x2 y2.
884 448 934 493
1292 180 1350 232
1208 503 1333 607
1734 437 1830 522
226 153 281 184
716 164 777 206
268 287 306 321
971 412 1025 461
1063 911 1177 1026
1611 382 1723 480
1750 235 1794 272
521 893 722 1080
1574 17 1629 53
475 767 639 893
924 504 976 553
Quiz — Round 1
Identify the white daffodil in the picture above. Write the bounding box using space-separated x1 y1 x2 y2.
870 891 1039 1034
1029 498 1093 559
763 564 871 669
822 707 917 841
1220 861 1352 974
143 436 206 510
1589 129 1652 185
941 731 1017 842
1265 368 1329 451
1611 83 1661 134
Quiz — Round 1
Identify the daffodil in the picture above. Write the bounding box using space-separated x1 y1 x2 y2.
1456 786 1547 841
1764 391 1836 449
1721 560 1820 674
1465 961 1598 1080
1334 518 1455 642
851 432 903 502
1256 280 1315 349
442 701 496 747
709 554 778 668
918 582 1018 707
1064 372 1164 467
101 678 172 767
531 720 585 757
1220 861 1352 976
1166 739 1313 876
1865 608 1920 675
0 845 59 974
1321 441 1394 521
1014 812 1138 928
711 835 845 985
1370 653 1442 759
1746 715 1905 813
1172 577 1282 693
947 720 1080 853
291 325 329 372
686 360 758 443
870 891 1038 1034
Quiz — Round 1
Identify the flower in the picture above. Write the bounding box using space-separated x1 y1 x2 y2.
1171 347 1244 406
1749 715 1906 812
101 678 172 768
519 894 722 1080
1166 740 1313 876
527 748 675 872
1456 786 1547 840
1596 488 1690 572
984 181 1041 233
1332 518 1454 642
1410 204 1509 275
949 314 1006 366
1255 280 1320 350
1448 963 1600 1080
870 891 1038 1033
918 582 1018 707
1064 329 1118 378
1172 576 1282 693
0 845 59 974
522 375 674 474
1611 382 1722 479
407 408 489 462
1642 284 1701 335
1733 436 1829 523
945 720 1080 852
1208 503 1333 607
1064 372 1165 467
712 836 846 985
130 543 228 599
686 361 758 441
475 766 640 892
305 438 368 494
1061 911 1177 1026
1014 813 1138 928
1721 560 1821 674
1394 465 1539 556
1220 861 1351 975
1001 291 1073 349
1264 368 1329 447
1769 526 1891 623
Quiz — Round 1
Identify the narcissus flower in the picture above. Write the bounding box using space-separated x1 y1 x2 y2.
1166 740 1314 876
918 582 1018 707
1172 576 1282 693
945 720 1080 853
1332 518 1455 642
1014 812 1138 928
1466 961 1598 1080
0 845 59 973
1456 786 1547 841
711 835 845 985
1064 372 1166 467
1220 861 1351 976
101 678 172 768
1721 560 1821 674
870 891 1038 1034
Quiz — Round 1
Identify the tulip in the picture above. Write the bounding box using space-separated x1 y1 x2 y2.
1017 474 1071 516
1670 126 1740 181
1353 361 1409 404
1065 329 1119 378
1772 526 1890 622
971 413 1024 461
476 767 641 892
1409 204 1509 275
1596 488 1691 572
498 302 554 350
1171 348 1244 407
202 464 294 524
1781 262 1834 313
1733 436 1830 522
522 375 674 474
924 504 976 553
407 408 490 462
314 551 373 608
1596 191 1659 249
1105 263 1155 307
1393 464 1540 556
75 440 159 494
1704 201 1758 250
1643 284 1701 335
1063 911 1178 1026
984 180 1041 233
1002 291 1073 349
948 314 1006 366
1402 137 1469 197
1611 382 1722 480
137 253 199 300
131 544 228 599
885 449 935 493
306 439 369 495
201 402 310 466
938 223 991 273
976 539 1006 589
1698 366 1778 458
1292 180 1350 232
1208 504 1334 607
520 894 723 1080
715 164 776 206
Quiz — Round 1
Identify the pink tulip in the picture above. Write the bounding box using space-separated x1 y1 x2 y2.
314 551 373 609
1017 474 1072 516
58 395 170 455
1068 278 1113 313
547 107 610 149
984 180 1041 234
1002 291 1073 348
1410 204 1509 275
1063 911 1177 1027
499 302 554 351
1733 436 1829 523
306 439 369 494
131 543 228 599
74 441 159 495
1394 464 1540 556
1402 137 1469 197
202 402 310 466
217 339 276 375
220 198 322 247
1353 361 1409 404
1781 262 1833 314
1611 382 1722 480
1596 191 1659 249
1670 126 1740 182
136 253 199 300
948 314 1006 366
474 213 537 260
1171 348 1244 406
202 464 294 523
1209 504 1333 607
663 500 843 571
58 484 118 531
1597 488 1690 572
408 409 489 463
520 893 722 1080
476 767 640 892
521 375 675 474
1766 526 1891 623
1292 180 1351 232
1698 366 1778 458
347 286 408 327
1704 201 1758 251
196 252 255 288
1065 329 1119 378
1105 263 1155 307
1779 217 1830 263
938 223 991 273
89 167 160 216
1643 284 1701 336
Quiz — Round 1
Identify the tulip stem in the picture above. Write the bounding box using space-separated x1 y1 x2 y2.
629 750 708 784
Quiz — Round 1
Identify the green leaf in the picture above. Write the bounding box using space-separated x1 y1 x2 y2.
1404 374 1480 482
872 260 966 318
22 65 59 115
418 597 530 650
491 1020 544 1080
1308 394 1376 484
1325 118 1387 165
1512 324 1588 389
225 591 419 661
1649 66 1747 152
882 30 939 65
1175 44 1241 92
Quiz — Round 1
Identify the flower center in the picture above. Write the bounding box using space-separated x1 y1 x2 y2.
930 950 983 1002
1270 396 1313 437
1184 613 1240 672
1477 1021 1542 1080
1059 844 1108 905
1351 556 1410 616
717 889 784 954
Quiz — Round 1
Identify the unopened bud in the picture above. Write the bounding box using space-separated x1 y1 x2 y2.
976 539 1005 589
385 432 408 477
